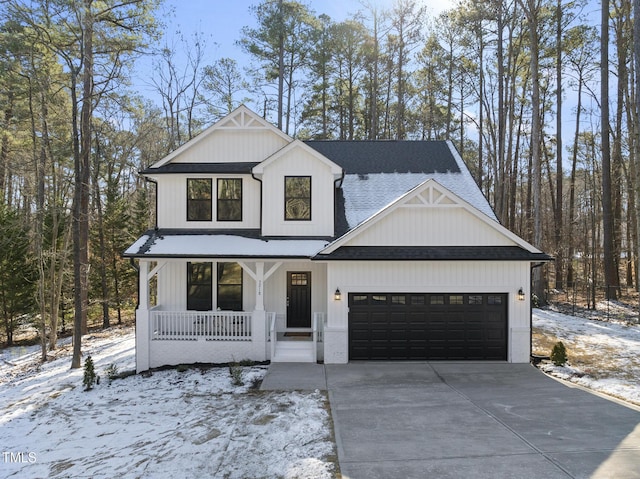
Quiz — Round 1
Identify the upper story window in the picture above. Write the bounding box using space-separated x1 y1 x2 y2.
284 176 311 221
187 178 212 221
217 178 242 221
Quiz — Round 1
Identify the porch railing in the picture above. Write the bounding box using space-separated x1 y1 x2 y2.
151 311 252 341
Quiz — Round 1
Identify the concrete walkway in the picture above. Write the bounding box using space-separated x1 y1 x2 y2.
262 362 640 479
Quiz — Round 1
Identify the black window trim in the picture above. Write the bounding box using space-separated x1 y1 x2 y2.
186 178 212 222
217 178 243 222
187 261 213 311
217 262 243 311
284 175 312 221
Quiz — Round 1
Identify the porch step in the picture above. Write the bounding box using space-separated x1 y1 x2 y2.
272 341 315 363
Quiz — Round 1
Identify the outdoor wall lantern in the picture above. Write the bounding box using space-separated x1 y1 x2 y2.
334 288 342 301
517 287 525 301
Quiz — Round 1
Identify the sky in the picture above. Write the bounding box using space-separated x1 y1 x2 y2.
134 0 456 98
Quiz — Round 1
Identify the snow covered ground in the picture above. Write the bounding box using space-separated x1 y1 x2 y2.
533 304 640 407
0 328 337 479
2 304 639 479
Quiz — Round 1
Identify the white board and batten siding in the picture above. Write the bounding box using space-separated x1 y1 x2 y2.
323 260 532 364
260 146 338 237
155 174 261 229
344 206 515 247
169 129 289 165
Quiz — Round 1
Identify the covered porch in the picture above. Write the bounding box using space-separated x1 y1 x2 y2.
133 258 329 372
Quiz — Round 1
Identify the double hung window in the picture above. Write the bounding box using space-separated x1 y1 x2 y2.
187 179 212 221
217 179 242 221
284 176 311 221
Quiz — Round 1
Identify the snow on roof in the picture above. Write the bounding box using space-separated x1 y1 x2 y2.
124 232 329 258
341 170 496 230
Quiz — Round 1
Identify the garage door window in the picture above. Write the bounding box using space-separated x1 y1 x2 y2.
352 295 368 305
488 295 503 304
469 295 483 304
372 295 387 303
411 295 425 305
430 295 444 305
450 295 464 304
391 295 406 305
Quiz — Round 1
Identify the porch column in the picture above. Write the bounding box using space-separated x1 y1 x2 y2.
252 262 267 360
136 260 150 372
255 262 264 311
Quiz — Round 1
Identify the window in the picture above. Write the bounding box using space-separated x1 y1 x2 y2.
449 295 464 305
488 295 503 305
351 295 368 305
290 272 308 285
430 295 445 305
187 179 212 221
217 178 242 221
391 295 406 305
285 176 311 220
469 295 483 305
410 295 426 305
217 262 243 311
187 262 212 311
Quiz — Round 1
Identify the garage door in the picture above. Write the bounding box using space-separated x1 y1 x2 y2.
349 293 507 360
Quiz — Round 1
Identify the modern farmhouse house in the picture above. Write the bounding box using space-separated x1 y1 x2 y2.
124 105 551 373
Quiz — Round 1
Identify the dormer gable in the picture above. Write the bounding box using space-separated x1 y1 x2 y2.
147 105 292 169
254 141 343 237
252 140 343 179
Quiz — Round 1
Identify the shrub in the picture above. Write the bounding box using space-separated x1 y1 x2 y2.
104 363 119 383
83 355 97 391
229 361 244 386
550 341 568 366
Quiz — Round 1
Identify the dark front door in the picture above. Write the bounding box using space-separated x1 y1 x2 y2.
287 272 311 328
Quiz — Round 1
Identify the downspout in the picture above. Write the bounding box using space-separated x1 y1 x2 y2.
130 257 140 308
145 177 158 230
251 172 263 234
333 170 345 237
530 262 546 362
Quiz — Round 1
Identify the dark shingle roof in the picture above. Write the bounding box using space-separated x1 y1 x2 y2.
140 162 260 175
304 140 459 175
315 246 553 262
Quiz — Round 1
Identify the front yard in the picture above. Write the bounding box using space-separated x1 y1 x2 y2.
0 328 338 479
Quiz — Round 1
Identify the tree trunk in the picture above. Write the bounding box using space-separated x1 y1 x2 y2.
277 0 284 131
521 0 544 302
72 0 94 369
554 0 564 291
600 0 618 300
634 0 640 302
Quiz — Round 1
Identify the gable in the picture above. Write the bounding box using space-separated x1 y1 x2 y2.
322 179 543 254
148 105 291 169
252 140 343 178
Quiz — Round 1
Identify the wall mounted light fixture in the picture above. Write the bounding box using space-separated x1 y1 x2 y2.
518 287 525 301
334 288 341 301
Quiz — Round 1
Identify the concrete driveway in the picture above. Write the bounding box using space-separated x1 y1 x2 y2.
324 362 640 479
261 361 640 478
